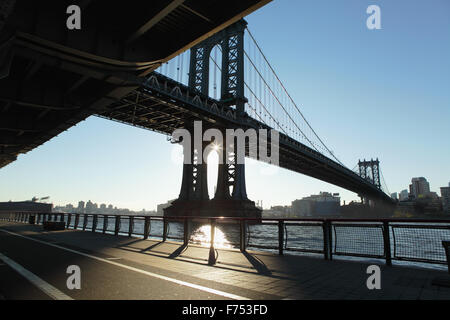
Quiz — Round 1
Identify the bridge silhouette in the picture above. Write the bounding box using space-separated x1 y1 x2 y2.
97 20 393 216
0 1 392 219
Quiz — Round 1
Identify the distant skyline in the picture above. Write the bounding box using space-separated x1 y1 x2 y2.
1 0 449 211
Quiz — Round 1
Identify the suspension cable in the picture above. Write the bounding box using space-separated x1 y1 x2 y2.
246 28 345 166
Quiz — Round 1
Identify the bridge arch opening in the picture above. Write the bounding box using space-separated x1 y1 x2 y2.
208 44 222 100
206 147 220 200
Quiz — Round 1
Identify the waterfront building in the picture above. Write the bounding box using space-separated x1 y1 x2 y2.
409 177 431 199
291 192 340 217
441 186 450 214
399 189 409 201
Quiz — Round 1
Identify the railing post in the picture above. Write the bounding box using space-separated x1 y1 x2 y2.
183 218 190 246
67 214 71 228
240 220 246 252
143 216 150 240
163 218 168 242
103 216 108 234
128 216 134 237
278 220 284 256
323 220 329 260
92 215 98 232
83 214 88 231
114 216 120 236
322 220 332 260
383 221 392 266
329 221 333 261
208 219 217 265
442 241 450 274
74 214 80 229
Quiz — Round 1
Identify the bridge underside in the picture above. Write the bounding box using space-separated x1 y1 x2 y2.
98 74 393 204
0 0 271 168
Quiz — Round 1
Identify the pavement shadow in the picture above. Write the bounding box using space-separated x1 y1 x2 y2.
242 251 272 276
140 241 164 252
169 244 188 259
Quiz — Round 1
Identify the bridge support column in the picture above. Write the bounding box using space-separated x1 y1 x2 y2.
164 20 260 219
164 124 210 217
210 131 261 218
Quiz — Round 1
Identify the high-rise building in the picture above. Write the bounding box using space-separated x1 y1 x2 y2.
85 200 95 214
441 186 450 214
409 177 431 199
399 190 409 201
77 201 85 213
391 192 398 200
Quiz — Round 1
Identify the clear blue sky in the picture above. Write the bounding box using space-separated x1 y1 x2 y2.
1 0 449 210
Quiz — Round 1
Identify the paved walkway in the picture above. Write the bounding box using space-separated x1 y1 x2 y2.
1 221 450 300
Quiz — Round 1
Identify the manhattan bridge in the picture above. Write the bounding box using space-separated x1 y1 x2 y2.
0 1 393 218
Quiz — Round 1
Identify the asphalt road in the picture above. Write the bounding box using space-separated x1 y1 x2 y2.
0 228 237 300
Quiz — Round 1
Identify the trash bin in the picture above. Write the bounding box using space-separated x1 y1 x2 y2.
29 214 36 225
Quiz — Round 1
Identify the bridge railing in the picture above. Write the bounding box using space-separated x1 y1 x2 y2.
1 212 450 267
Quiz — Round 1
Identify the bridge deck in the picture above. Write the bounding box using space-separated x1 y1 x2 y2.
1 221 449 300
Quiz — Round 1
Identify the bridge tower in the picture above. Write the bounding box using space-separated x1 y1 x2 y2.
358 159 381 190
164 20 261 218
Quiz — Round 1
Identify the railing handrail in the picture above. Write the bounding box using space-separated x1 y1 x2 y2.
2 211 450 224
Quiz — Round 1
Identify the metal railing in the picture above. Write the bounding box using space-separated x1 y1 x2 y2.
1 212 450 267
